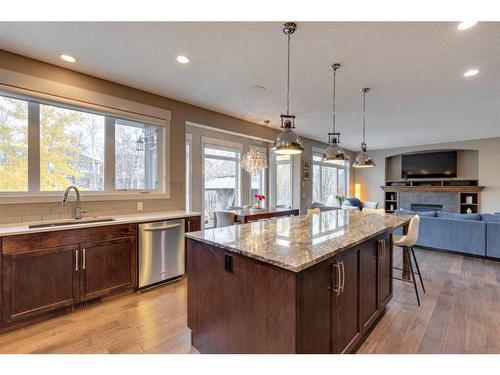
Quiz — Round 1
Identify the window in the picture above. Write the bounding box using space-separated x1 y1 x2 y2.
203 145 241 227
275 154 292 208
312 153 349 206
185 134 192 211
0 96 28 191
0 92 164 195
249 147 266 205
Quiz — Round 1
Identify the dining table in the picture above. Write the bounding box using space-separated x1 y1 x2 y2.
228 207 300 223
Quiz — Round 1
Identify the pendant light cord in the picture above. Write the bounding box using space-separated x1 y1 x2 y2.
332 68 336 134
286 34 290 115
362 90 366 144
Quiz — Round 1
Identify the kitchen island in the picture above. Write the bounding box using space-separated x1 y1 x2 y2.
185 210 412 354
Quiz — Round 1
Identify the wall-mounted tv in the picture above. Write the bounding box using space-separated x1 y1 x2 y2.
401 151 457 179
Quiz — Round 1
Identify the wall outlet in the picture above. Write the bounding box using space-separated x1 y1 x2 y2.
137 202 144 211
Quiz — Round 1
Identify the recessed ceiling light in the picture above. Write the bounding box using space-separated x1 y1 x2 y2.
60 54 76 63
176 55 190 64
457 21 478 31
464 69 480 77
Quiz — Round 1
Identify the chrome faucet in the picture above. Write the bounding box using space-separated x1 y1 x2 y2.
62 186 86 219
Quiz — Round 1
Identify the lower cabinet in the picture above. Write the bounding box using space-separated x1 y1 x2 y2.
80 237 136 301
2 245 79 324
1 224 137 329
378 233 393 309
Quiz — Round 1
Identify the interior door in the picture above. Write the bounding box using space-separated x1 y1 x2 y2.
2 245 79 323
331 247 362 354
79 237 136 301
360 239 380 334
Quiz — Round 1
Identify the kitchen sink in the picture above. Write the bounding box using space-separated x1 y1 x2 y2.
28 217 116 229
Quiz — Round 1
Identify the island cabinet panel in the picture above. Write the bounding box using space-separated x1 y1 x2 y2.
185 216 201 233
2 245 79 323
360 240 381 334
79 237 137 301
378 234 393 309
332 246 363 353
186 238 296 354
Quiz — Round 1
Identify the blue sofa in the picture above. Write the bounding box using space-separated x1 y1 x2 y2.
394 209 500 259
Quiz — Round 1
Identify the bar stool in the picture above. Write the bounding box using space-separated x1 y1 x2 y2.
307 208 321 215
213 211 236 228
393 215 426 306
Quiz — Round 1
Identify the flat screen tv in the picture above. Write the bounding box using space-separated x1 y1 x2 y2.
401 151 457 179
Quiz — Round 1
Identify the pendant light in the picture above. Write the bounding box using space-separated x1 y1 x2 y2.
272 22 304 155
353 88 376 168
323 63 346 164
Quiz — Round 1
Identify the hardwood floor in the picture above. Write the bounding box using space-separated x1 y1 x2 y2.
0 247 499 354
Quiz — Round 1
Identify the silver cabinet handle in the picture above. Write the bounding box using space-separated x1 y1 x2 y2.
82 248 86 270
187 220 191 232
143 223 182 232
340 260 345 293
330 261 342 296
75 249 79 271
383 239 387 259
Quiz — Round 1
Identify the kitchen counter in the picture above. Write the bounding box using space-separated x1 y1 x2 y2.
186 210 411 272
0 210 201 236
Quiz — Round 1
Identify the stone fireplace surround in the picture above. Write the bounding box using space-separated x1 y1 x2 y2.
400 191 458 213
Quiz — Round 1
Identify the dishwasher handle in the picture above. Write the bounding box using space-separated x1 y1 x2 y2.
142 223 182 232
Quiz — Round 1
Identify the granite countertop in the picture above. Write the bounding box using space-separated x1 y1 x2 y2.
186 210 412 272
0 210 202 236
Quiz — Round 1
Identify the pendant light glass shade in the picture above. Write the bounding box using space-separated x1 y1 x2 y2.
353 88 376 168
273 22 304 155
323 63 346 164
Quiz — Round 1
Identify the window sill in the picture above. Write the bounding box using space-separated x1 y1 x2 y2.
0 192 171 205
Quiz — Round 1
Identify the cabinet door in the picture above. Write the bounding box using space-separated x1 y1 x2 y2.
378 234 393 309
79 237 136 301
185 216 201 233
2 245 79 323
331 247 362 354
360 239 380 334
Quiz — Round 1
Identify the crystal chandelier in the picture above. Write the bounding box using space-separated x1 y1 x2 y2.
241 148 268 175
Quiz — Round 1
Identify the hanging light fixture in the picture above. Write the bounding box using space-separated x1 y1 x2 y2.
323 63 346 164
241 148 268 175
353 88 376 168
272 22 304 155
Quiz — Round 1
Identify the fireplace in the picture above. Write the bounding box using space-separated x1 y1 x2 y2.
411 203 443 212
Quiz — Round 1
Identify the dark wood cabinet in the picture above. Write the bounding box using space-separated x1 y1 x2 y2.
378 234 393 309
80 237 136 301
188 231 396 354
1 224 137 330
331 247 362 353
185 215 201 233
2 245 79 323
360 240 380 333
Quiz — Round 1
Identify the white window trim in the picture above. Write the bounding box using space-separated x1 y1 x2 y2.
270 151 294 208
248 145 268 206
185 133 193 211
0 84 171 204
201 136 243 227
311 147 350 204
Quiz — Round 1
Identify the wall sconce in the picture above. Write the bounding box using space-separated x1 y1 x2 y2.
354 183 362 200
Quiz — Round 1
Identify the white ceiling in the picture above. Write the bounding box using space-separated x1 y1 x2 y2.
0 22 498 150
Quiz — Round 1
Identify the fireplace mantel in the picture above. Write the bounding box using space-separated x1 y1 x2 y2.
381 185 484 193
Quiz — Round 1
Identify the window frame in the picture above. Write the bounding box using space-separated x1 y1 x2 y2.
0 89 169 203
312 150 350 206
248 145 267 207
201 137 242 228
270 152 294 209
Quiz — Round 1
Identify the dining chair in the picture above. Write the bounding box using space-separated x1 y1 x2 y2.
226 205 242 210
243 204 253 210
213 211 236 228
307 208 321 215
276 204 290 209
393 215 425 306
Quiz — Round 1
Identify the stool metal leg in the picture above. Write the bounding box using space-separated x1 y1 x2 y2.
410 246 426 293
405 247 420 306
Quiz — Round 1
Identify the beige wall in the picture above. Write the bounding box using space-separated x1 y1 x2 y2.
353 137 500 213
0 50 341 223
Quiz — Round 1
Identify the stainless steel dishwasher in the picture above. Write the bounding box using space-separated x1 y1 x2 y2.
138 219 185 289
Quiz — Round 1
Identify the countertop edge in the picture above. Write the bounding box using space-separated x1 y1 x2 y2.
185 217 412 273
0 211 202 237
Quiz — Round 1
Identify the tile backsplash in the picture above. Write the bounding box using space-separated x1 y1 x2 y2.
0 199 181 225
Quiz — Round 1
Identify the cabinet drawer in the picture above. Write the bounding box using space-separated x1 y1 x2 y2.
2 224 137 255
